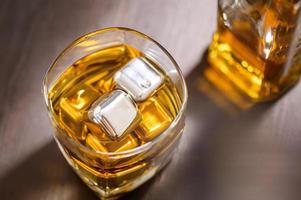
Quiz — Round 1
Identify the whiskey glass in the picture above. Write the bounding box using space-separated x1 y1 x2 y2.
43 27 187 199
208 0 301 102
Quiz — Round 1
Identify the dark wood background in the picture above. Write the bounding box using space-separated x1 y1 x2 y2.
1 0 301 200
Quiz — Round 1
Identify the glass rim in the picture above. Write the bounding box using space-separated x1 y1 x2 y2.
43 27 188 157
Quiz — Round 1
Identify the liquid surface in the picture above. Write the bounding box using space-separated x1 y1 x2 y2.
208 0 301 101
48 44 181 153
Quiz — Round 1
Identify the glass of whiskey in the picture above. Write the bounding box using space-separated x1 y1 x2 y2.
43 27 187 199
208 0 301 102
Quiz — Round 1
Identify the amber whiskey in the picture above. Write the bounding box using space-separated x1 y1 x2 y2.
208 0 301 101
48 44 182 198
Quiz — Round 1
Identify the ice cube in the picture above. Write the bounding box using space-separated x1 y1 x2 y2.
88 89 140 139
84 121 111 141
59 98 86 140
66 84 100 110
85 133 139 152
136 98 172 141
57 84 100 140
114 57 164 101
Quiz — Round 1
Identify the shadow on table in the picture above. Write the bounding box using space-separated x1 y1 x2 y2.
169 50 301 200
1 51 301 200
0 138 165 200
0 140 96 200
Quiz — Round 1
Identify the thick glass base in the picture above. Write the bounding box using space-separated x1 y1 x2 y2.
56 128 182 199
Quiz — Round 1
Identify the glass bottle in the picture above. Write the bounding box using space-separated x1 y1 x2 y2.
208 0 301 101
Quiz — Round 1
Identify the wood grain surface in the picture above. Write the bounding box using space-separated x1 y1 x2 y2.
1 0 301 200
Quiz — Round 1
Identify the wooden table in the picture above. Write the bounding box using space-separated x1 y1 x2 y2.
1 0 301 200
